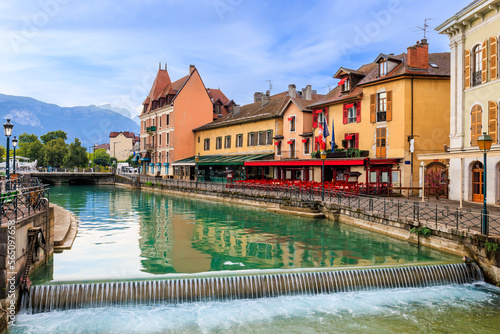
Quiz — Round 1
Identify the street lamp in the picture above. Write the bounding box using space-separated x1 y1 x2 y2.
195 153 200 189
3 119 13 181
320 150 327 201
12 136 18 175
478 132 492 235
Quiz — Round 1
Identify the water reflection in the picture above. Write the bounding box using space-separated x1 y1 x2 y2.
33 185 459 282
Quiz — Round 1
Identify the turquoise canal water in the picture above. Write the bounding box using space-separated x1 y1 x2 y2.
11 185 500 333
31 185 459 283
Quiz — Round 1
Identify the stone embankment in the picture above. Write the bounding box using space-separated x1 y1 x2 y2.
52 204 78 251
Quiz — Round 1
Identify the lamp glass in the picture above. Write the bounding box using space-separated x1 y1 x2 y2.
12 137 18 148
477 132 493 152
3 119 13 137
320 150 327 160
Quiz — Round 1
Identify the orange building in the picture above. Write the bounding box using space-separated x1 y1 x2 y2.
138 64 231 177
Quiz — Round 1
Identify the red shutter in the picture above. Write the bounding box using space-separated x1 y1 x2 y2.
355 133 359 149
356 101 361 123
312 110 318 128
324 107 328 119
343 104 348 124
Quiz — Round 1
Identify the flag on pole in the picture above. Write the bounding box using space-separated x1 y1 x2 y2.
318 118 324 150
330 116 335 153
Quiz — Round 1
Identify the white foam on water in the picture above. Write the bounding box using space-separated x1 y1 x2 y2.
10 283 500 334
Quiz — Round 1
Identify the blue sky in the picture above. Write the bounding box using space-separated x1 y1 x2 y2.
0 0 471 117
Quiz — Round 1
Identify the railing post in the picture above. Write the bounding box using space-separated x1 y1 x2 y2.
456 207 459 229
397 199 400 219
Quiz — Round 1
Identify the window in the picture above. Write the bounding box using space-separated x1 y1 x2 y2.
276 141 282 156
303 138 310 155
267 130 273 145
248 132 256 146
159 134 162 147
204 138 210 151
348 105 356 123
167 133 170 145
379 59 387 76
197 136 200 143
167 114 170 126
236 134 243 147
225 135 231 149
289 116 296 132
376 128 386 158
258 131 265 145
471 104 483 146
318 112 324 124
343 78 350 91
216 137 222 150
473 45 482 86
159 117 162 128
345 133 359 149
377 92 387 122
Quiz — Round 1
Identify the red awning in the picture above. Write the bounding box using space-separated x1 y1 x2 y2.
244 158 366 167
274 141 281 146
287 116 295 121
338 77 347 86
345 103 354 108
345 134 353 140
301 138 309 143
287 139 295 145
368 159 400 165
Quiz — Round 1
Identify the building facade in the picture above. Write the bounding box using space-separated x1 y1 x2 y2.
109 131 139 162
311 40 450 190
138 64 230 177
431 0 500 204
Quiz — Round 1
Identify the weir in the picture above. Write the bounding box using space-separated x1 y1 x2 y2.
23 263 483 314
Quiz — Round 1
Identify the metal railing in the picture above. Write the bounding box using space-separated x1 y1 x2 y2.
1 184 50 222
472 71 482 87
138 176 499 236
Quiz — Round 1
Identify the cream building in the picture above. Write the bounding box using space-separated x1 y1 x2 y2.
429 0 500 205
109 131 139 162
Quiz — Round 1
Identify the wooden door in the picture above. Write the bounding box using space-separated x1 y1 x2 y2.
472 162 484 202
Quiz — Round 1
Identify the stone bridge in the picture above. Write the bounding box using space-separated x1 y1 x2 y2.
32 172 115 185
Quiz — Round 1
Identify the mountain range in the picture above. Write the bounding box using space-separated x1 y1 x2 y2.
0 94 140 149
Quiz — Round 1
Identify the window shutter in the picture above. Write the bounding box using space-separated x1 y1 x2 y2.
471 105 482 146
355 133 359 149
491 37 498 81
253 133 257 146
356 101 361 123
370 94 376 123
268 129 273 145
381 128 386 158
482 40 488 83
465 49 471 89
386 91 392 121
247 133 250 146
489 101 498 144
312 111 318 128
343 104 348 124
376 129 380 157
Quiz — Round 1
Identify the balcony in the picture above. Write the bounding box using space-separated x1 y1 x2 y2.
144 143 156 151
472 71 482 87
376 112 386 122
146 126 157 133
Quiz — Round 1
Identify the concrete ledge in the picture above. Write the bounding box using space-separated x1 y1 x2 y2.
52 204 78 251
266 208 325 218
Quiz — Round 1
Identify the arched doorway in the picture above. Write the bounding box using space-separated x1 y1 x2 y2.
472 161 484 202
425 162 448 198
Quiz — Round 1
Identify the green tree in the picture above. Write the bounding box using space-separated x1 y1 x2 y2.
16 133 45 164
0 145 5 162
125 154 138 168
64 138 88 167
40 130 67 145
44 138 68 167
93 148 111 166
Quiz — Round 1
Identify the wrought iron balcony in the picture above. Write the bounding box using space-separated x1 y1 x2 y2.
146 126 157 133
472 71 482 87
144 143 156 151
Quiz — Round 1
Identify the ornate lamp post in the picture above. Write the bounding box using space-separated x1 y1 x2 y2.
477 132 492 235
12 136 18 175
320 150 327 201
195 153 200 189
3 119 13 182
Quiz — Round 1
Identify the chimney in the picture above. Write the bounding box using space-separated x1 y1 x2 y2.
233 105 241 115
407 39 429 69
254 92 263 103
262 91 270 107
189 64 196 73
303 85 312 100
164 63 167 70
288 84 296 98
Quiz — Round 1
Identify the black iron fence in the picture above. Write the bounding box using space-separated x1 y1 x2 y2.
0 184 50 222
138 175 499 236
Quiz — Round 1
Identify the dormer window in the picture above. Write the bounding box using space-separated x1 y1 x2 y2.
379 59 388 76
343 78 350 91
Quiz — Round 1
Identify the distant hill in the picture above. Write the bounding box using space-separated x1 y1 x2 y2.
0 94 139 148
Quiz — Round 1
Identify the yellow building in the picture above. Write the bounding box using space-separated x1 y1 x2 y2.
310 40 450 190
181 85 323 181
427 0 500 206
